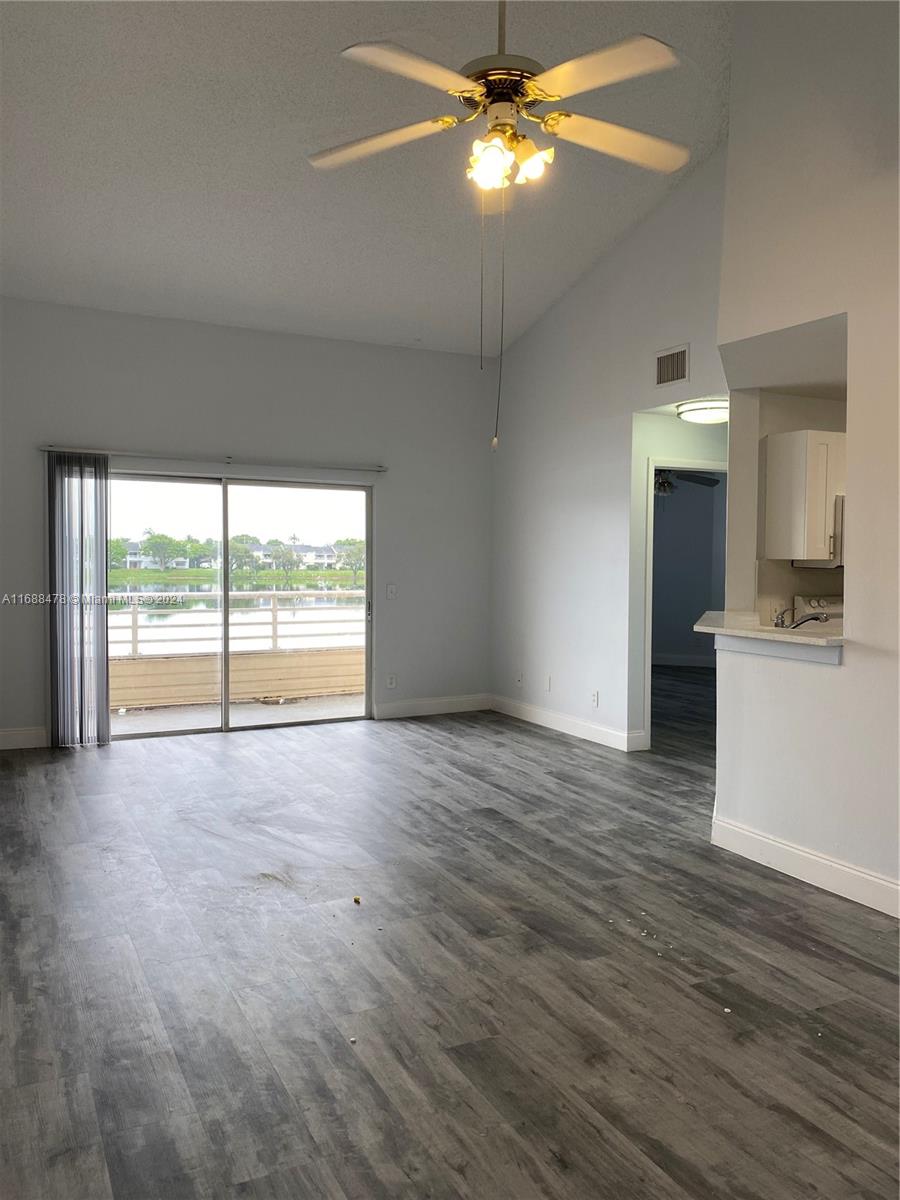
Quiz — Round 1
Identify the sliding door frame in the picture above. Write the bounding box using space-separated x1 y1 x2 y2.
109 470 227 740
221 478 231 732
109 471 373 739
222 477 372 732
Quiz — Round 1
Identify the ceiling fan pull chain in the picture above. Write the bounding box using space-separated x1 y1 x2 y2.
480 190 485 371
491 187 506 451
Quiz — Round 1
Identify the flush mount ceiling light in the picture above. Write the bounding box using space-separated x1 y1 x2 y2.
308 1 690 186
675 398 730 424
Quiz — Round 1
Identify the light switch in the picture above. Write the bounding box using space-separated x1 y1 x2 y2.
386 583 397 600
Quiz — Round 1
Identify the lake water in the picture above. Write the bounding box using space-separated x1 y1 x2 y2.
108 597 366 656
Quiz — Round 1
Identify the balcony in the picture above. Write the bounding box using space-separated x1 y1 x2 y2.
108 590 366 733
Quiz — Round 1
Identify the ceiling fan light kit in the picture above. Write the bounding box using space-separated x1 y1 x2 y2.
513 138 554 184
309 2 692 447
466 132 515 190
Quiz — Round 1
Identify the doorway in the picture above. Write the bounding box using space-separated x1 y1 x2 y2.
645 461 727 744
107 475 370 737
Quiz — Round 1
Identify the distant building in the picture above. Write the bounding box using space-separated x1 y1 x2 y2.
124 540 191 569
123 539 337 570
249 542 337 568
125 540 208 570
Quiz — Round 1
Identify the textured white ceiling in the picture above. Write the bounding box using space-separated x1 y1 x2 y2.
0 2 731 354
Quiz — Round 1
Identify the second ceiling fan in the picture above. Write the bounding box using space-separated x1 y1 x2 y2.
309 0 690 188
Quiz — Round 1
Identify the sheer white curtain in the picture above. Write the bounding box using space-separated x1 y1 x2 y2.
48 452 110 746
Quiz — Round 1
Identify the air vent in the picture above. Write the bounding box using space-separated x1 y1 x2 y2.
655 344 689 386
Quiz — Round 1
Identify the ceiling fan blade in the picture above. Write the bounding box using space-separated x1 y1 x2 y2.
542 112 688 173
342 42 484 98
675 472 720 487
526 35 678 102
309 115 458 170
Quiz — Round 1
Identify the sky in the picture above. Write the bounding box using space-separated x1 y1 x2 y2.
109 479 365 545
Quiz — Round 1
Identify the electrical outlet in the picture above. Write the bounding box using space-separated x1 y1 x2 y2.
386 583 397 600
591 690 599 709
386 673 397 690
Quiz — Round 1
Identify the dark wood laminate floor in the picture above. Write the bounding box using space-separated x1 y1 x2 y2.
1 667 897 1199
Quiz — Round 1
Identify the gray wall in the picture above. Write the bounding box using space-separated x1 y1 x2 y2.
0 298 493 740
651 472 726 667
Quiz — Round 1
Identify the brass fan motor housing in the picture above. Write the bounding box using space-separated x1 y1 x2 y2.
457 54 546 111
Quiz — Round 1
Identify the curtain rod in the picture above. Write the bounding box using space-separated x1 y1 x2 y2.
39 445 387 473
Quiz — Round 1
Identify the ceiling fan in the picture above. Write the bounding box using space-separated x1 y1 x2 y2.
309 0 690 188
655 470 721 495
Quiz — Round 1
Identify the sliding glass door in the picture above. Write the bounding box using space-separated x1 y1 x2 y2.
107 476 223 736
107 475 369 736
225 483 368 728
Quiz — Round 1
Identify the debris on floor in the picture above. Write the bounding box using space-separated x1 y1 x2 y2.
353 895 361 904
256 871 296 889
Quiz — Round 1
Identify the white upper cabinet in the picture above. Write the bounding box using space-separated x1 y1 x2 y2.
764 430 846 561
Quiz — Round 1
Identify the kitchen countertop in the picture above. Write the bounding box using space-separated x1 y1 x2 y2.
694 610 844 646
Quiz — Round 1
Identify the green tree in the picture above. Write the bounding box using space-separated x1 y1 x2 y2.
107 537 129 569
183 536 208 568
268 540 297 587
228 535 257 574
141 531 187 571
336 538 366 586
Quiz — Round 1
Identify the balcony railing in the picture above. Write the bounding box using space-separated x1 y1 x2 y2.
107 589 366 657
107 590 366 709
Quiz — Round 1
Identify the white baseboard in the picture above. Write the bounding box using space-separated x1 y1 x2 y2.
652 654 716 668
373 693 492 720
711 816 900 917
0 727 48 750
489 694 646 752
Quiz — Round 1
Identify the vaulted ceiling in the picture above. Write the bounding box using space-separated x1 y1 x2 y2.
0 2 731 353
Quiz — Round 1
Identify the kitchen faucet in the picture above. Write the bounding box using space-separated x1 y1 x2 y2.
789 612 829 629
774 606 829 630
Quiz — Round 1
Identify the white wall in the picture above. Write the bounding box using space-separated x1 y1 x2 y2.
713 2 899 911
490 150 729 749
0 298 493 743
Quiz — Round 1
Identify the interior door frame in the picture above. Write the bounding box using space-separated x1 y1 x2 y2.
642 456 728 746
222 477 373 732
107 470 373 738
